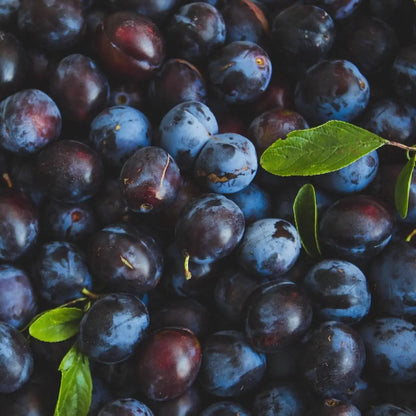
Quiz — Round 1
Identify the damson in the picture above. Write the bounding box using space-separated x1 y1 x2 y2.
97 398 153 416
79 293 149 364
193 133 258 194
242 280 313 352
307 399 361 416
120 146 182 214
174 193 245 264
0 322 33 393
237 218 301 277
200 401 252 416
198 330 266 397
366 404 416 416
300 321 366 397
135 327 202 401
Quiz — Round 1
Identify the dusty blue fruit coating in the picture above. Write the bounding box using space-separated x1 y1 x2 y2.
194 133 258 194
97 398 154 415
0 322 33 393
391 44 416 104
237 218 301 277
303 259 371 323
294 59 370 125
89 105 152 168
359 317 416 384
200 401 252 416
158 100 218 172
79 293 149 364
366 404 416 416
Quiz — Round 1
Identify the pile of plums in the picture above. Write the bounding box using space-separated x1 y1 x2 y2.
1 0 416 415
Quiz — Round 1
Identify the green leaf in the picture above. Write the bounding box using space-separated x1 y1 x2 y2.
55 344 92 416
293 184 321 257
395 154 416 218
260 120 388 176
29 307 83 342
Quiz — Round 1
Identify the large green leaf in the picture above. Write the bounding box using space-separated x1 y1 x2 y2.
55 344 92 416
260 120 388 176
29 307 83 342
293 184 321 257
395 154 416 219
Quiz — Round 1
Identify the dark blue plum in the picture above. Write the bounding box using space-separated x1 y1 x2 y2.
97 398 153 416
175 193 245 264
252 382 306 416
194 133 258 194
300 321 366 397
208 41 272 104
198 330 266 397
158 100 218 172
304 0 362 19
200 401 252 416
359 317 416 384
40 199 97 245
79 293 149 364
308 399 362 416
303 259 371 323
237 218 301 277
0 89 61 155
243 280 313 352
0 264 37 329
89 105 152 169
369 241 416 318
0 189 39 262
0 322 33 393
314 151 379 194
166 2 226 63
391 44 416 104
271 4 335 76
319 195 394 262
294 59 370 125
36 139 104 203
247 107 309 154
366 404 416 416
88 223 164 295
227 182 272 223
34 241 93 305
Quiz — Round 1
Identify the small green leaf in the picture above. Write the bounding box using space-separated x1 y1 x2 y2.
293 184 321 257
29 307 83 342
260 120 388 176
55 344 92 416
395 154 416 218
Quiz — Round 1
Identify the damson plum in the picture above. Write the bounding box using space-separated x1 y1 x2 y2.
94 11 165 81
97 398 153 416
0 89 61 155
303 259 371 323
89 105 152 169
0 322 33 393
208 41 272 104
359 317 416 384
304 0 362 19
242 280 313 352
294 59 370 125
79 293 149 364
366 404 416 416
135 327 202 401
200 401 252 416
0 189 39 262
271 4 336 76
33 241 93 305
0 264 37 329
252 382 307 416
17 0 85 51
36 140 104 203
198 330 266 397
193 133 258 194
174 193 245 264
319 195 394 262
307 399 361 416
166 2 226 63
87 223 164 295
236 218 301 277
158 100 218 172
120 146 182 214
299 321 366 397
391 44 416 104
48 53 110 124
